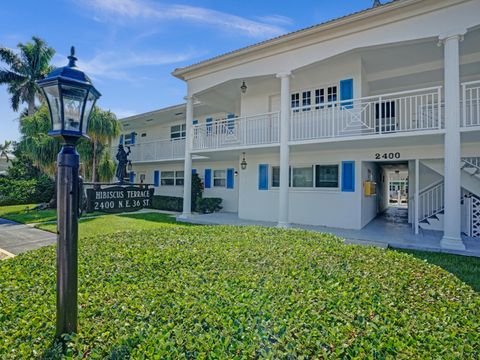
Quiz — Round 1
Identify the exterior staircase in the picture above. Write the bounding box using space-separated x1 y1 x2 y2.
418 157 480 236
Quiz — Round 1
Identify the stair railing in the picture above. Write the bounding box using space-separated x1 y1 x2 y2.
417 181 445 222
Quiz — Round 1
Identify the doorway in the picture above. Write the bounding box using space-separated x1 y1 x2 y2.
376 162 409 225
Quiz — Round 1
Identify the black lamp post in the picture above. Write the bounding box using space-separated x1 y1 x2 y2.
37 47 100 336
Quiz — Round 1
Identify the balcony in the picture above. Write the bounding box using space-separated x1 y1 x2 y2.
192 112 280 151
115 139 185 163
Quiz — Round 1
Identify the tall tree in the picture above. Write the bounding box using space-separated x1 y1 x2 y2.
0 140 13 162
17 103 60 177
0 36 55 115
87 107 121 182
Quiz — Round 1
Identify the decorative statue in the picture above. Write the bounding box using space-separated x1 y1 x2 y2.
115 144 131 183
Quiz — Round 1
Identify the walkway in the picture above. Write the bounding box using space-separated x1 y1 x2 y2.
178 209 480 257
0 218 56 256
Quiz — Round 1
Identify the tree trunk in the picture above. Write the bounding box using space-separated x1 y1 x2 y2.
91 140 97 183
28 99 35 116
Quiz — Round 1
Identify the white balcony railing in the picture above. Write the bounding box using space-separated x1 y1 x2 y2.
418 181 445 222
114 139 185 162
462 80 480 128
192 112 280 150
290 86 443 141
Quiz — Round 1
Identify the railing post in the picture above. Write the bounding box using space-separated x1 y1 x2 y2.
461 83 466 128
415 159 419 235
438 87 443 129
378 96 382 135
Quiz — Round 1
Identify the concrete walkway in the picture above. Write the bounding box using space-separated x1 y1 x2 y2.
178 211 480 257
0 218 56 256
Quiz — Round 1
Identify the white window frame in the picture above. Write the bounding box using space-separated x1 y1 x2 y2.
175 170 184 186
213 169 226 188
270 163 340 190
170 123 186 140
124 133 134 146
160 171 175 186
291 83 338 112
314 164 340 189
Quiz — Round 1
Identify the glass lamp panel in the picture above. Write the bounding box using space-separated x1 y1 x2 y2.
43 85 62 130
61 85 87 133
82 90 97 134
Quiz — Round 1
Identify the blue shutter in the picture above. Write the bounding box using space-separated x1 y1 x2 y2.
340 78 354 109
193 119 198 125
129 172 135 183
154 170 160 187
130 132 136 145
192 168 197 175
206 117 213 134
227 113 235 130
341 161 355 192
204 168 212 188
258 164 269 190
226 168 234 189
119 134 124 145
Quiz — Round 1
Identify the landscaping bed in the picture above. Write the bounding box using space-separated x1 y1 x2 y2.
1 225 479 358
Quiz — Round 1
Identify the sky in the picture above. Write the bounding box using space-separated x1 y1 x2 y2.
0 0 382 143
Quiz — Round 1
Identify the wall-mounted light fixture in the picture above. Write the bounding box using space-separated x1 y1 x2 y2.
240 152 247 170
240 81 247 94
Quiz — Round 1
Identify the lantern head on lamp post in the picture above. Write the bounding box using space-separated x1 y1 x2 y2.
37 46 100 337
38 46 100 144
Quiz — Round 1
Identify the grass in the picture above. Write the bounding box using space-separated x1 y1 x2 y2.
395 249 480 292
38 212 178 238
1 222 479 358
0 204 57 224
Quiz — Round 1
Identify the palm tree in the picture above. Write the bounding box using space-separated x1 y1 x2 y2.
0 140 12 162
17 103 60 177
0 36 55 116
87 107 121 182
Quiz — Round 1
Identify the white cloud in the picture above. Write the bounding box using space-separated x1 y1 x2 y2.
78 0 289 38
53 49 198 81
255 14 294 26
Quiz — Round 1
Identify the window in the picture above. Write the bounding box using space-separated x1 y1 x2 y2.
292 166 313 187
315 165 339 188
171 124 186 140
291 93 300 112
175 171 184 186
271 166 280 188
160 171 175 186
213 170 226 187
124 132 135 146
315 89 325 109
327 86 338 106
302 91 311 111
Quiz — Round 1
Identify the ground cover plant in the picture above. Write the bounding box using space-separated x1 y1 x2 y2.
1 224 479 359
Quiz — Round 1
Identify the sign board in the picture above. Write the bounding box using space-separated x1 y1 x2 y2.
85 185 154 213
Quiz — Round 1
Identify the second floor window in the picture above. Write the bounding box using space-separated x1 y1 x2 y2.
171 124 186 140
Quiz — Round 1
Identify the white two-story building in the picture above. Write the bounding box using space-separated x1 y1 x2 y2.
117 0 480 251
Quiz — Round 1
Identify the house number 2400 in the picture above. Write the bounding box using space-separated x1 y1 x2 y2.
375 152 401 160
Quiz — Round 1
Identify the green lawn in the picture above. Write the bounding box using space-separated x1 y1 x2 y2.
0 204 57 224
1 222 479 358
395 249 480 292
38 212 178 238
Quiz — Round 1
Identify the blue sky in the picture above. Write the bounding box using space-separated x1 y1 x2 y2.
0 0 380 143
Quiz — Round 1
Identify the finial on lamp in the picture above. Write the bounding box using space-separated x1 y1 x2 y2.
68 46 77 67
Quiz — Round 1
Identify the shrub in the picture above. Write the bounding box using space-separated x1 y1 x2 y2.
196 197 222 213
0 175 54 206
151 195 183 212
0 226 479 358
191 173 203 212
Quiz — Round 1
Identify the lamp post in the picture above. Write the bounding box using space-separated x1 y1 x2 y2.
37 47 100 336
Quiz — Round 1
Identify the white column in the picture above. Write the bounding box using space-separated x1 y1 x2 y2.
180 95 194 219
439 30 466 250
277 72 291 227
414 159 419 235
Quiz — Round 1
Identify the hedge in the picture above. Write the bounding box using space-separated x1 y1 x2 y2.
0 176 54 206
151 195 183 212
197 197 222 213
0 226 479 358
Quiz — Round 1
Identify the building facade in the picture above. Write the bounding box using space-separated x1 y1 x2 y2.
116 0 480 250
